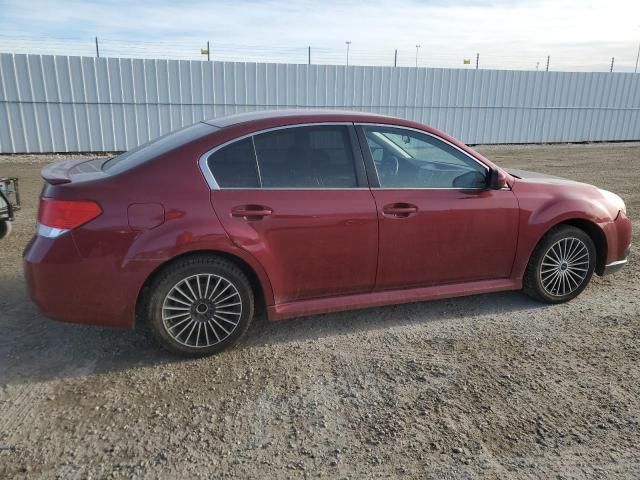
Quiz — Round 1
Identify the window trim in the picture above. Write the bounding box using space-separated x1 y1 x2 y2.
355 123 490 190
199 122 368 190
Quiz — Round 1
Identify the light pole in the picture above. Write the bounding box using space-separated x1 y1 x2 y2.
345 41 351 67
415 44 421 67
635 26 640 73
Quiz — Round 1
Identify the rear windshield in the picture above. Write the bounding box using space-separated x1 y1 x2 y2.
102 122 217 175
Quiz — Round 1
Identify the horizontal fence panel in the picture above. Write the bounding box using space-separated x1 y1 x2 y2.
0 53 639 153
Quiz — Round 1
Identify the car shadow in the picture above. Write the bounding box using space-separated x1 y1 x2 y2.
0 276 546 386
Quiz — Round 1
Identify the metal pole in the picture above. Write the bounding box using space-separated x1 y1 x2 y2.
308 46 311 65
95 36 100 58
415 44 421 68
475 53 479 70
345 41 351 67
546 56 550 72
394 49 397 67
636 25 640 73
610 57 615 72
207 40 210 61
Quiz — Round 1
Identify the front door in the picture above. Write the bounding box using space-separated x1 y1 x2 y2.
357 124 519 290
207 124 378 304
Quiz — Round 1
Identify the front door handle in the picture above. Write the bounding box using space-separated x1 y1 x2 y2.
382 203 418 218
231 205 273 220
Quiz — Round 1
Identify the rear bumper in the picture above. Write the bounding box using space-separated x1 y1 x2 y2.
23 233 138 328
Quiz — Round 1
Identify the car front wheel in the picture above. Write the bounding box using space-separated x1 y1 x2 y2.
145 255 254 357
523 225 596 304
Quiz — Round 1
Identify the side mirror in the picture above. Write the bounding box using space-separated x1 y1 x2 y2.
487 168 508 190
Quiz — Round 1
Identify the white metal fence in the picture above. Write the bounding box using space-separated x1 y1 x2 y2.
1 53 639 153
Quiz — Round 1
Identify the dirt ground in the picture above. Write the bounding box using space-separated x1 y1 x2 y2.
0 143 639 479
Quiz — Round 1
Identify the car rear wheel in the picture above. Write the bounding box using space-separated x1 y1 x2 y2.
523 225 596 304
145 255 254 357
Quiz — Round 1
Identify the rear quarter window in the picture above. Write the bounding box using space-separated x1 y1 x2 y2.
206 138 260 188
103 123 217 175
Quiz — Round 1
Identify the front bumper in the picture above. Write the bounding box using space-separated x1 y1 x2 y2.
600 209 632 276
602 246 630 276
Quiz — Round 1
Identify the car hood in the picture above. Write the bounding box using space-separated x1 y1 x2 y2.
507 168 584 185
508 168 626 220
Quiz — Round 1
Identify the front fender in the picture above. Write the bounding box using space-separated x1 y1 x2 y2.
511 180 615 280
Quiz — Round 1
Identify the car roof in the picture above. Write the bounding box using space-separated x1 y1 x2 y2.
202 109 404 129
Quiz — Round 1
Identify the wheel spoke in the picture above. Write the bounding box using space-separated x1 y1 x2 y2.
168 316 192 331
196 275 203 298
217 301 242 309
203 321 210 346
207 320 221 342
211 283 232 303
203 275 212 299
167 295 191 307
567 250 588 264
215 314 239 326
175 285 195 302
215 291 239 305
184 321 197 345
185 279 198 302
542 270 558 289
175 319 195 339
212 318 231 336
566 269 585 288
164 311 191 321
547 247 561 264
207 277 222 300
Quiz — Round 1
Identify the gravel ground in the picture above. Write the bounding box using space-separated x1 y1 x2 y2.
0 142 639 479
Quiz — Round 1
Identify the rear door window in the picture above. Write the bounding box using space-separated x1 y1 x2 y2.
253 125 357 188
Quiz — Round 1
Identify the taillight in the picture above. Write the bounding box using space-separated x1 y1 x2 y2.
37 198 102 238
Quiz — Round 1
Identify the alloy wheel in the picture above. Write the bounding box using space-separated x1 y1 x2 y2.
162 274 243 348
539 237 590 297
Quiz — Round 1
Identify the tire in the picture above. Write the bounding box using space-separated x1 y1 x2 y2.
523 225 596 304
0 220 11 240
144 255 254 357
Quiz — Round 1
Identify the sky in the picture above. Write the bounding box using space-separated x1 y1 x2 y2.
0 0 639 71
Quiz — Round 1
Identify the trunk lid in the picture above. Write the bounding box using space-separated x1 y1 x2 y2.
42 157 109 185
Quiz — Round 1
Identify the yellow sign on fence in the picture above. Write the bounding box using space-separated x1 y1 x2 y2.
463 59 471 65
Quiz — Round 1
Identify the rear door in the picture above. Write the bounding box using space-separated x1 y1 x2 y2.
207 124 378 305
357 124 519 290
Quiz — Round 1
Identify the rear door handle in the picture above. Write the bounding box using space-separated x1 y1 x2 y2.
382 203 418 218
231 205 273 220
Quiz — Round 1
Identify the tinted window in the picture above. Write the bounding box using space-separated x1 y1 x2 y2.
103 123 216 175
207 138 259 188
253 126 357 188
363 126 487 189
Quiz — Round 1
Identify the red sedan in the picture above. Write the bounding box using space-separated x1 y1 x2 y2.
24 111 632 356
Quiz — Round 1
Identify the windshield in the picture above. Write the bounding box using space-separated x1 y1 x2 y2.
102 122 217 175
